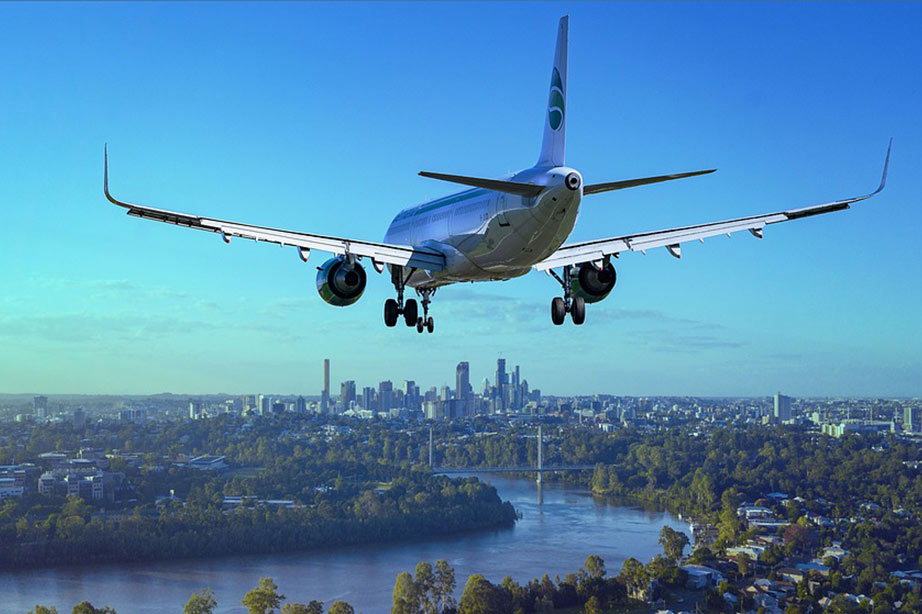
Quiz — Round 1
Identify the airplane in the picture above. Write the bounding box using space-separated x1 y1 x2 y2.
104 16 890 334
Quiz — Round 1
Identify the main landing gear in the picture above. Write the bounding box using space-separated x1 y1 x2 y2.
548 266 586 326
383 267 435 334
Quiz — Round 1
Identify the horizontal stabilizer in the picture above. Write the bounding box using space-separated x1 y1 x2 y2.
584 169 716 195
419 171 544 198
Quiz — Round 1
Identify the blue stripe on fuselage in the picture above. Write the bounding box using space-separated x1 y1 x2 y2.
393 188 489 222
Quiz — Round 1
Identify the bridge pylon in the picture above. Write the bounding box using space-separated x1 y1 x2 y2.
536 425 543 485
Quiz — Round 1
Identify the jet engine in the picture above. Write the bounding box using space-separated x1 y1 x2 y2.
571 261 617 303
316 257 367 306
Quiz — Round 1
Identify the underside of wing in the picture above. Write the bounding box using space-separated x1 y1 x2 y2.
535 140 891 271
104 147 445 271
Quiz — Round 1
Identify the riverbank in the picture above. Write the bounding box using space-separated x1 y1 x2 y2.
0 475 689 614
0 476 516 571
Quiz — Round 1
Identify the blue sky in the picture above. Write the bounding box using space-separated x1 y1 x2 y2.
1 3 920 397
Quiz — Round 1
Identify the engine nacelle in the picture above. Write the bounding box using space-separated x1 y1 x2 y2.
571 261 617 304
316 257 367 307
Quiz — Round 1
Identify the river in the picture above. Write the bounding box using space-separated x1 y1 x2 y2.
0 475 690 613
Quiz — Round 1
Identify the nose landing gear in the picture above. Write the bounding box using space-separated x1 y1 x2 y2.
415 288 435 334
548 265 587 326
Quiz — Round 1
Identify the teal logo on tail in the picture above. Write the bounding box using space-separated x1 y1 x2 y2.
548 67 565 131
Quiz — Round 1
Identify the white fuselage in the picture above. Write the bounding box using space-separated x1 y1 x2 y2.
384 167 583 288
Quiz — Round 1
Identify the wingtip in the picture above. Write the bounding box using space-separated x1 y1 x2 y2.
877 138 892 194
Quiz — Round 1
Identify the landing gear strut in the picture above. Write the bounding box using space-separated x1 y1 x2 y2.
548 266 586 326
415 288 435 334
384 266 419 328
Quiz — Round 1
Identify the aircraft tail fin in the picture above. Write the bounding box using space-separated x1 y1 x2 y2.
536 16 568 168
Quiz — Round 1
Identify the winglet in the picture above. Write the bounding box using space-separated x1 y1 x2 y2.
103 143 117 205
103 144 134 209
874 138 892 196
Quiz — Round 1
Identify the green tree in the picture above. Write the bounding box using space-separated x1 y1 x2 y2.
584 596 602 614
184 589 217 614
618 558 649 600
71 604 116 614
28 607 58 614
242 578 285 614
435 559 457 612
392 571 420 614
281 604 316 614
737 553 751 577
459 574 501 614
327 602 353 614
585 554 606 578
658 526 689 562
415 561 437 614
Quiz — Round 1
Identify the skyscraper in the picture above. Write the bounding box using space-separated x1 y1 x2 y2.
495 359 507 413
774 393 792 422
905 406 921 433
456 362 470 400
322 359 331 413
189 400 204 420
404 380 419 410
362 386 376 411
340 380 356 409
33 395 48 420
378 381 394 414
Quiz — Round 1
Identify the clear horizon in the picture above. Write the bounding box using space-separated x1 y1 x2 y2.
1 3 920 397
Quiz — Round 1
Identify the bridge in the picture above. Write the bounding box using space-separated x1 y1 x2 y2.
428 425 594 484
434 465 594 474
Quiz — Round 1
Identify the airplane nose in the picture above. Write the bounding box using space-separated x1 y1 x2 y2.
565 172 581 191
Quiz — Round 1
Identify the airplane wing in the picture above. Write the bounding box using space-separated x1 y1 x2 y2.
103 147 445 271
534 141 891 271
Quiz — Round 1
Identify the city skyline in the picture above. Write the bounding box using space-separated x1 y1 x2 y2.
1 3 920 397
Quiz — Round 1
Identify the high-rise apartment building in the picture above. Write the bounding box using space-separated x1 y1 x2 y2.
774 393 793 422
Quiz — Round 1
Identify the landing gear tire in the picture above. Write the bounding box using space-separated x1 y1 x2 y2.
403 299 418 326
426 316 434 334
384 299 399 327
551 297 566 325
416 318 424 334
571 296 586 325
